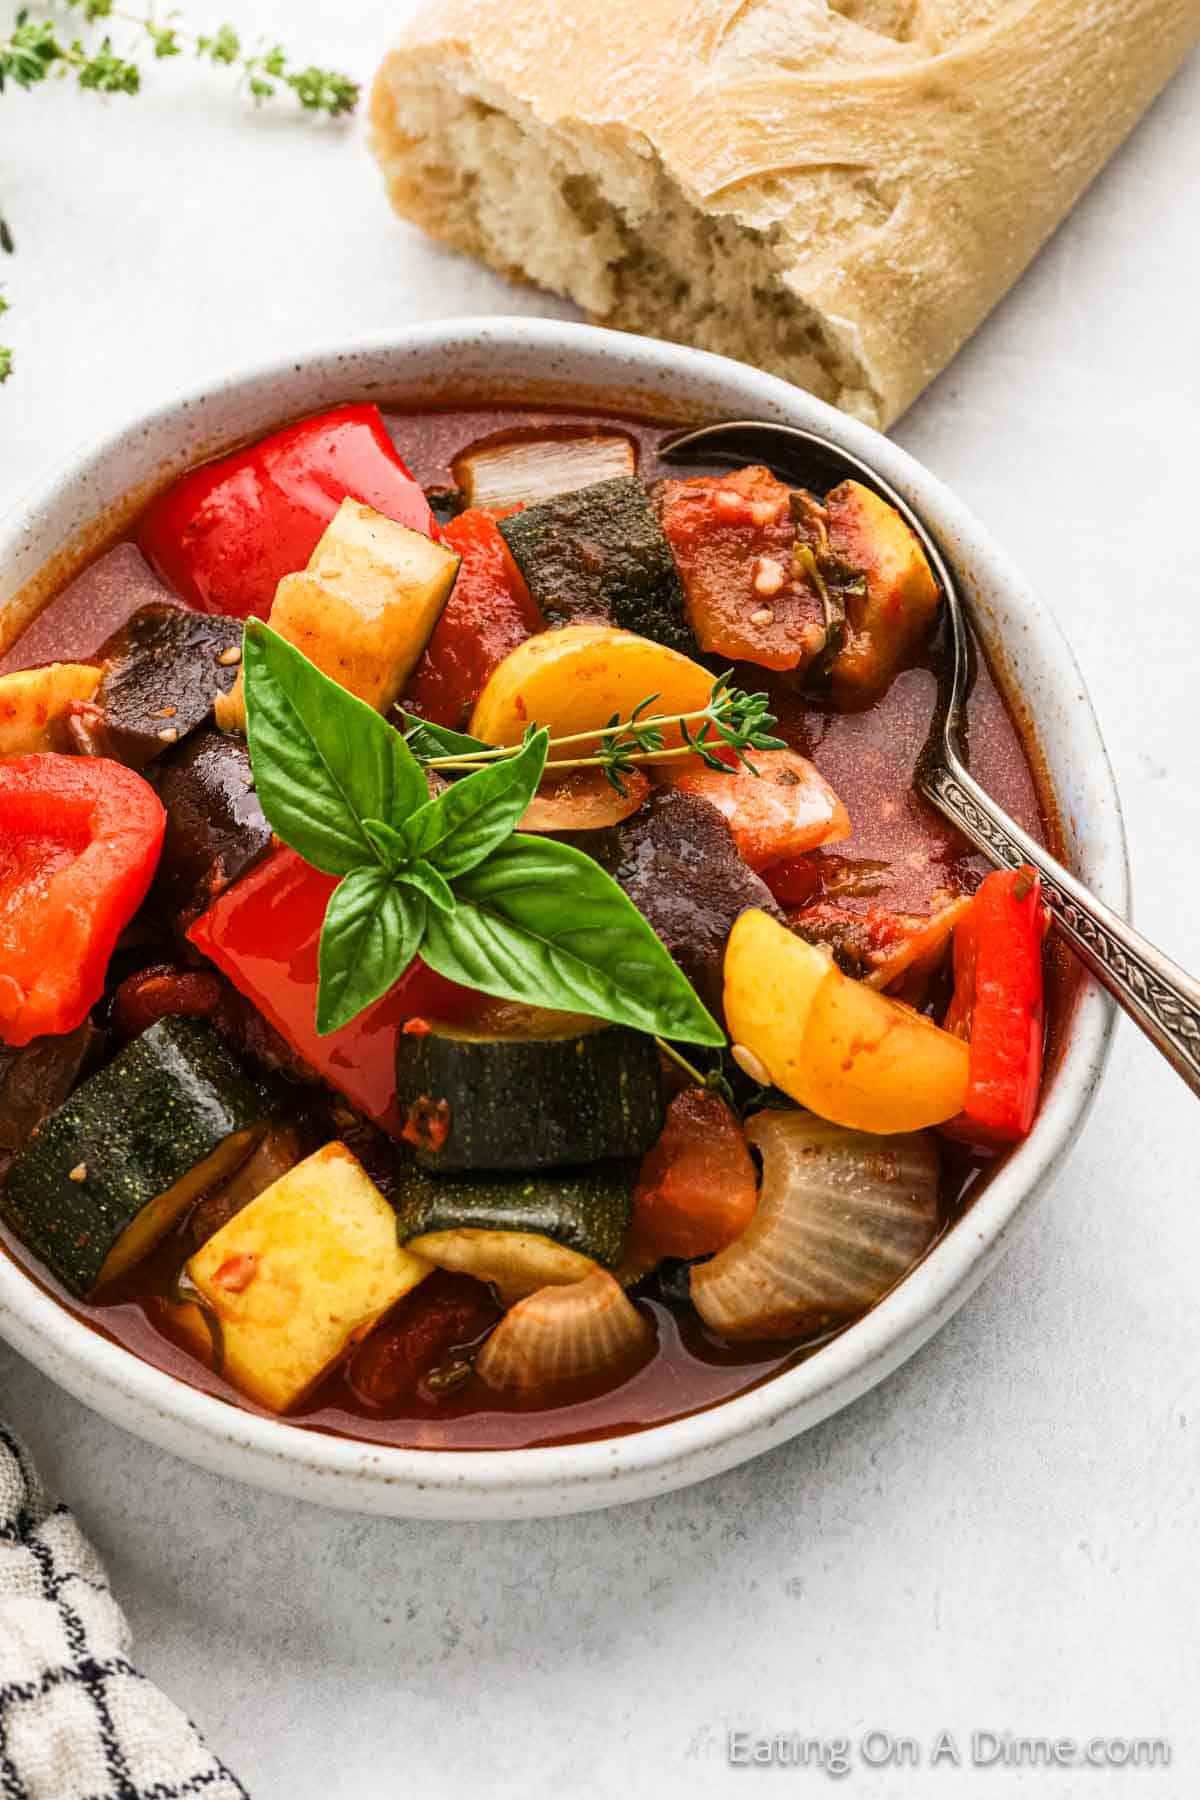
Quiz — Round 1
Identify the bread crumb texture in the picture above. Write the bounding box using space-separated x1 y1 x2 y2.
370 0 1200 428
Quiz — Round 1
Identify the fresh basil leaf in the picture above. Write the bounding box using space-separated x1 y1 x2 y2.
422 834 724 1046
397 859 457 915
402 729 549 881
244 623 427 875
398 712 492 764
362 817 408 873
316 865 426 1035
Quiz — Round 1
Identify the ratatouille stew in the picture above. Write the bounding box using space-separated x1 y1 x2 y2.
0 404 1053 1448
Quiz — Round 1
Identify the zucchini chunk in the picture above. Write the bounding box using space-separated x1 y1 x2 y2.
178 1141 432 1413
393 1161 637 1270
218 498 460 731
498 476 696 653
453 432 636 511
2 1017 267 1298
0 663 101 756
394 1021 663 1172
70 604 242 768
404 1228 598 1307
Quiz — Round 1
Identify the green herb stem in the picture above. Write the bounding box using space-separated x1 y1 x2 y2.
424 703 722 768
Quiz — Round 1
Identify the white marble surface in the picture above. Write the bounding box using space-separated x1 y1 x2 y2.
3 5 1199 1795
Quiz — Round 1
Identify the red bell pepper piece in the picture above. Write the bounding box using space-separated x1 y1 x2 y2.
187 848 476 1133
138 404 435 620
402 508 542 729
942 866 1048 1147
0 755 165 1047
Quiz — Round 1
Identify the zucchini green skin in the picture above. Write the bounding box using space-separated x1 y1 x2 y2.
393 1161 637 1270
2 1017 267 1298
498 476 697 654
394 1024 663 1173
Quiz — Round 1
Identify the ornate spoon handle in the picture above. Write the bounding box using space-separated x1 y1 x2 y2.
920 758 1200 1096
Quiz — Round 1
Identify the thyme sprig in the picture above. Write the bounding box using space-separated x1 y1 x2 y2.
412 674 788 793
0 1 359 380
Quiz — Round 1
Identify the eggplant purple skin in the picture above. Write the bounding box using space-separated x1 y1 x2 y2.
150 728 272 928
0 1022 105 1155
612 789 784 1019
71 604 242 769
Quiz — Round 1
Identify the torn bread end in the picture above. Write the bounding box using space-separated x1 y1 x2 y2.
368 60 882 427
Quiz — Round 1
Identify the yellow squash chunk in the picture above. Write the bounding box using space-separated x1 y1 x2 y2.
469 623 714 757
825 482 940 704
0 663 101 755
178 1141 431 1413
217 498 459 731
725 908 968 1134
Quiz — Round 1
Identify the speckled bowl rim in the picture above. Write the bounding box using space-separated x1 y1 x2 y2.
0 319 1127 1520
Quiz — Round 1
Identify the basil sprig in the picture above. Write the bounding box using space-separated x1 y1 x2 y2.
244 624 724 1045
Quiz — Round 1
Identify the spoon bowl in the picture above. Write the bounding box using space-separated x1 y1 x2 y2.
662 418 1200 1098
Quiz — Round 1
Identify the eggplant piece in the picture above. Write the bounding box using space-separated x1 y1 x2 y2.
613 789 784 1018
0 1021 104 1154
151 728 271 925
71 604 242 768
498 476 696 654
0 544 180 676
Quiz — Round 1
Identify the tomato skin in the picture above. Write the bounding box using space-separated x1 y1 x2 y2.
402 508 542 728
139 404 435 620
0 755 164 1046
344 1273 499 1408
187 847 476 1133
629 1088 758 1262
942 867 1047 1147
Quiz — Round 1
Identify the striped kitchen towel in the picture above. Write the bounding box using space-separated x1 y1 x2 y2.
0 1424 246 1799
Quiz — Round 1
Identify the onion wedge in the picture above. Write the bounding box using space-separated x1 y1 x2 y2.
452 433 636 511
691 1110 940 1342
475 1271 653 1391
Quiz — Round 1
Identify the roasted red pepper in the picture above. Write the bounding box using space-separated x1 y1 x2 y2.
0 755 165 1046
402 507 542 728
187 848 476 1132
943 866 1048 1146
139 404 435 620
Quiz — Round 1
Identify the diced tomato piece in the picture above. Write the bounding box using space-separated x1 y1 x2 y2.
0 755 165 1046
942 867 1048 1147
762 856 823 909
654 466 828 672
402 507 543 729
344 1272 499 1408
629 1089 758 1262
187 848 477 1132
661 749 849 871
139 404 435 620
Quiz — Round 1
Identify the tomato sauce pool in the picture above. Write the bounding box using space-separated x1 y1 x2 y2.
0 404 1055 1451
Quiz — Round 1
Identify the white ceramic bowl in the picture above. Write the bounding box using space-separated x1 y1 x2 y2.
0 319 1126 1519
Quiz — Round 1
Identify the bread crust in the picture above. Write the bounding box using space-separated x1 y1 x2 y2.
369 0 1200 426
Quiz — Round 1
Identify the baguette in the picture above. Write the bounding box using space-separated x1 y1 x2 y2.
369 0 1200 428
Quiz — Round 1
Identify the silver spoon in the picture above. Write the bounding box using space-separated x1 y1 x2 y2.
660 419 1200 1098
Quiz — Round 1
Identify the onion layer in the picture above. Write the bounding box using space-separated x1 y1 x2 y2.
475 1271 653 1391
452 433 636 511
691 1110 940 1342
